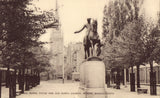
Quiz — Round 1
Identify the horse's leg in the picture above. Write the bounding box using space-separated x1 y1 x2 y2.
93 42 96 56
96 43 101 56
94 45 96 56
90 41 93 56
84 45 87 59
97 49 101 56
92 40 96 56
96 40 102 56
87 47 90 58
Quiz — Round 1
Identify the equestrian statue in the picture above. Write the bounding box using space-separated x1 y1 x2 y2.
74 18 102 59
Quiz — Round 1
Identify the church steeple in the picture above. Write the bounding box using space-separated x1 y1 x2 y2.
158 0 160 26
55 0 59 26
49 0 63 79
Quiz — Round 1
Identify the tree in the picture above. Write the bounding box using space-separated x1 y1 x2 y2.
0 0 57 91
142 24 160 95
32 47 53 80
102 0 145 90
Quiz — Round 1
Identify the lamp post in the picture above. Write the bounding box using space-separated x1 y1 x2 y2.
62 51 64 83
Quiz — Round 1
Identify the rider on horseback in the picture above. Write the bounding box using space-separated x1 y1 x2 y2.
74 18 92 45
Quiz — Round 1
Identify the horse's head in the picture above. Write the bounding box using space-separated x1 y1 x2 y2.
92 19 97 25
92 19 98 32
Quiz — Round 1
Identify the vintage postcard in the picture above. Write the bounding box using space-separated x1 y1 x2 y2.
0 0 160 98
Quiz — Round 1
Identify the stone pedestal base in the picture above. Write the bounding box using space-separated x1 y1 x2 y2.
79 57 107 98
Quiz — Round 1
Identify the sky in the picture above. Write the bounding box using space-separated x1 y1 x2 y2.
59 0 107 46
35 0 160 49
37 0 107 47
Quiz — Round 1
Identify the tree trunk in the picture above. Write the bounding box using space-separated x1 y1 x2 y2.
6 66 10 88
130 66 135 92
131 66 133 73
38 71 40 85
25 68 29 91
13 69 16 98
149 61 157 95
18 69 21 90
106 70 110 88
116 68 120 89
21 67 25 93
35 71 38 86
0 71 2 98
150 61 153 73
47 71 50 80
124 68 127 87
30 66 33 89
122 69 124 85
137 65 140 88
32 70 36 87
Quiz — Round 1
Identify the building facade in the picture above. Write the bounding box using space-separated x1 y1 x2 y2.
64 42 84 79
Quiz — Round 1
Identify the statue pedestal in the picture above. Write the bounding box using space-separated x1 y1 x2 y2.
79 57 107 98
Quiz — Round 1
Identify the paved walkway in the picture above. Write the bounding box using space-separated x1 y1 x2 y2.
1 80 159 98
1 86 9 98
106 85 160 98
108 83 160 95
120 84 160 95
16 80 79 98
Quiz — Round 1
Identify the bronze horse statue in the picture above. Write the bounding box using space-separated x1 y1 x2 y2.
88 19 102 57
75 19 102 59
83 19 102 59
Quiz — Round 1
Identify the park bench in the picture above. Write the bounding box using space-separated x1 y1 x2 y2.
137 88 148 94
16 90 21 96
110 84 117 88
